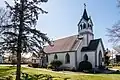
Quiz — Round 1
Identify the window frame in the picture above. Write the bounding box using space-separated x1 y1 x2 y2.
54 54 58 60
65 53 70 64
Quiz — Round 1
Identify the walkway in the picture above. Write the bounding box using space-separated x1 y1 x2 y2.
23 66 93 75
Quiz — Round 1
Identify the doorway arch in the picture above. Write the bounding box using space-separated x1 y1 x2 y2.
84 54 88 61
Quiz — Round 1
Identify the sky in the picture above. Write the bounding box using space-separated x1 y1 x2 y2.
0 0 119 50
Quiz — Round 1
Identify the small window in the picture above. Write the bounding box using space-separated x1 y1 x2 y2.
54 54 58 59
65 53 70 63
88 24 89 28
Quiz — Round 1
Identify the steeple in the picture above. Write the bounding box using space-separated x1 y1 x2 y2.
77 3 94 47
82 3 89 21
78 3 93 33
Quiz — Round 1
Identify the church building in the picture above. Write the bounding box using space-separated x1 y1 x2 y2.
44 4 105 70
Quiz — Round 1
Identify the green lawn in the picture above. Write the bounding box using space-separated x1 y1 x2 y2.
0 66 120 80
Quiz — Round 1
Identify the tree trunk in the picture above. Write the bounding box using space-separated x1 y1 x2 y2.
16 51 21 80
16 0 24 80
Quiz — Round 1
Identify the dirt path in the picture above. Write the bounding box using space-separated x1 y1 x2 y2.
23 66 93 75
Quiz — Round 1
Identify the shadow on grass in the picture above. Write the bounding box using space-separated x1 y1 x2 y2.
21 72 71 80
0 66 16 77
77 69 120 75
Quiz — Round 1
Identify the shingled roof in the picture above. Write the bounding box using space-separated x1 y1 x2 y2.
81 39 101 52
44 35 83 53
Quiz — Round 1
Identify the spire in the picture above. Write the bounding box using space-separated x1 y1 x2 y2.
82 3 89 21
84 3 86 9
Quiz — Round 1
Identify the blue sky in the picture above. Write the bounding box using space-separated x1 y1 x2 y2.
0 0 120 49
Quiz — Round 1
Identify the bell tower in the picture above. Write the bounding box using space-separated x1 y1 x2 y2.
78 4 94 47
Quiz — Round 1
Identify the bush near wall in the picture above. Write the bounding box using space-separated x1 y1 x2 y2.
47 64 53 69
28 63 32 67
49 60 62 70
78 61 92 71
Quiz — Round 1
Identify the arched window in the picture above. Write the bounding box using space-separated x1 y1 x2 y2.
84 54 88 61
54 54 58 59
83 23 86 29
88 24 89 28
46 55 48 62
65 53 70 63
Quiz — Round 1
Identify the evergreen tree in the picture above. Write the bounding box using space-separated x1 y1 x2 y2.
0 0 50 80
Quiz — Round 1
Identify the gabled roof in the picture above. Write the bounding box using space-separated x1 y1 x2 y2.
88 17 93 26
44 35 83 54
81 39 101 52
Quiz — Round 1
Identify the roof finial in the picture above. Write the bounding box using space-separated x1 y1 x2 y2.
84 3 86 9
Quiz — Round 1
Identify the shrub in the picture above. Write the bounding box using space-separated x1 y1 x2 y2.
47 64 53 69
98 65 106 69
28 63 32 67
72 67 76 72
50 60 62 70
0 76 13 80
6 76 13 80
11 59 17 66
78 61 92 71
21 73 52 80
32 63 39 68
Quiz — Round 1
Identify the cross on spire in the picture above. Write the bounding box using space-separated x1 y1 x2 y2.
84 3 86 9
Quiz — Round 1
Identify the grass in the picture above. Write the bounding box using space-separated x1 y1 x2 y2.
0 66 120 80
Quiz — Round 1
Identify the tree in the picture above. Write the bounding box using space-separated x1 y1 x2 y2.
113 45 120 53
107 0 120 44
104 48 110 66
107 22 120 44
0 0 51 80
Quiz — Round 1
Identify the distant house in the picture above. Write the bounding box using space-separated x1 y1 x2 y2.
31 52 48 67
33 4 105 70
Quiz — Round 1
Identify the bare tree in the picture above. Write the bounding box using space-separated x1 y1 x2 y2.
0 0 51 80
107 0 120 44
107 22 120 44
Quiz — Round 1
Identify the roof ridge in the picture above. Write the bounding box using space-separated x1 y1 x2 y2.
53 35 77 41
